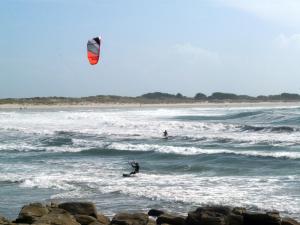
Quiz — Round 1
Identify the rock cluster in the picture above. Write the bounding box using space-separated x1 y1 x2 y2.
0 202 109 225
0 202 299 225
151 206 299 225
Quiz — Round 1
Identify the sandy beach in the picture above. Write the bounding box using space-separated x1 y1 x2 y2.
1 101 300 109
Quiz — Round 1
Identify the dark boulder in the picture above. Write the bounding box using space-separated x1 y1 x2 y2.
75 214 97 225
200 213 226 225
231 207 246 216
156 214 186 225
15 203 49 224
33 207 80 225
282 217 300 225
97 213 110 225
187 211 225 225
195 206 232 216
91 222 107 225
187 206 233 225
226 213 243 225
148 209 165 217
243 211 281 225
111 213 149 225
59 202 97 218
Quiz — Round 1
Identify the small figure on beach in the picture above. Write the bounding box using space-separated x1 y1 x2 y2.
129 161 140 175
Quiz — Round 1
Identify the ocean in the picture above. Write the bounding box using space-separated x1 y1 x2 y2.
0 106 300 219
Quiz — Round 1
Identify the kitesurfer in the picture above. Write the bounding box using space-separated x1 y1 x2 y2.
163 130 168 138
129 161 140 175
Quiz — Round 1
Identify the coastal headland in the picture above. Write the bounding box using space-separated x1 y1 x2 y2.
0 201 299 225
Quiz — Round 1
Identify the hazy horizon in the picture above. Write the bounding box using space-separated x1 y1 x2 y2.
1 0 300 98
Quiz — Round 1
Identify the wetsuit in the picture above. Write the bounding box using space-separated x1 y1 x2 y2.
130 162 139 175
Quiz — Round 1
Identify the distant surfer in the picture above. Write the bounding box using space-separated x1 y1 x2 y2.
163 130 168 139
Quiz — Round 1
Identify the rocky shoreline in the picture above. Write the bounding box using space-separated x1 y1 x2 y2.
0 202 299 225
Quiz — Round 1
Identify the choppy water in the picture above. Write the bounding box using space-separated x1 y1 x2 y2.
0 106 300 219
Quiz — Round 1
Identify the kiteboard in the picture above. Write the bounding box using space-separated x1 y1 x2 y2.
123 173 133 177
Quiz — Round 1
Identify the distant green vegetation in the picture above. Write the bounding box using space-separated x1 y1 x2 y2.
1 92 300 105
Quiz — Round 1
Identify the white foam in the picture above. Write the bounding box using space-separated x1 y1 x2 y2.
1 153 300 217
1 108 300 146
1 107 300 218
1 135 299 159
107 142 300 159
43 170 299 216
0 108 300 149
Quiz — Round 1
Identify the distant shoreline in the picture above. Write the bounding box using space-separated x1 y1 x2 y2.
1 101 300 109
2 92 300 108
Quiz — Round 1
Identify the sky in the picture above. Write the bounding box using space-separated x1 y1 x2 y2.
1 0 300 98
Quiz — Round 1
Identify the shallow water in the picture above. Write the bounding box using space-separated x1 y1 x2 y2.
0 106 300 219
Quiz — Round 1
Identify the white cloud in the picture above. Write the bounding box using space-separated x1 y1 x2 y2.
173 43 220 64
217 0 300 26
274 33 300 49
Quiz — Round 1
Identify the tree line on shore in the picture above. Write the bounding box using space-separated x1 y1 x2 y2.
1 92 300 105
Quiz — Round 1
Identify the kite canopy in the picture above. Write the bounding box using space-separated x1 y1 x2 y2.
87 37 101 65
